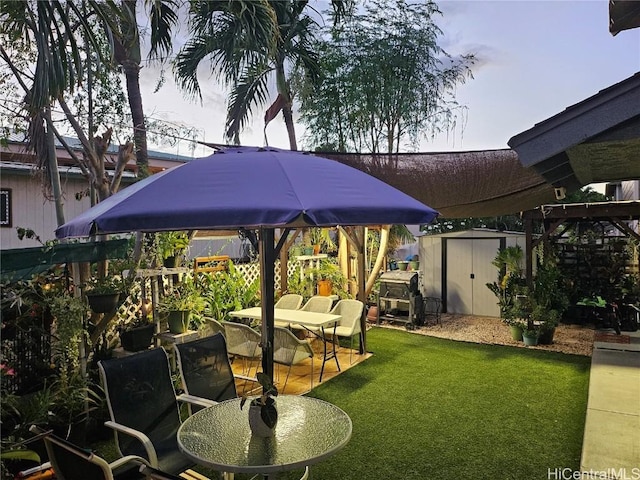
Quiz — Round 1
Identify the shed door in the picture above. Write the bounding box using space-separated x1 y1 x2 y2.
472 240 500 317
446 240 473 314
445 239 500 317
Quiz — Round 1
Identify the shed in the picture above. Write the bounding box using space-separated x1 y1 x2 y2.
419 229 527 317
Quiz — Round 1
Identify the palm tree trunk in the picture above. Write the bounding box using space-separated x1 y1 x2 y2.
281 103 297 151
45 107 65 226
275 63 297 151
122 59 149 178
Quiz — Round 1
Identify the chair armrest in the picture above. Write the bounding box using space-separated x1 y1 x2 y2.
176 393 217 409
104 420 158 467
109 454 151 470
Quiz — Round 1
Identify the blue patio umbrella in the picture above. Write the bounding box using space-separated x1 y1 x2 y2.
56 146 438 379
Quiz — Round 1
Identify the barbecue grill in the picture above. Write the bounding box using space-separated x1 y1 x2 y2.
376 271 424 327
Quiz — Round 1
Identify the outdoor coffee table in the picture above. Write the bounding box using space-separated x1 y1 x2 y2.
230 307 342 381
177 395 352 479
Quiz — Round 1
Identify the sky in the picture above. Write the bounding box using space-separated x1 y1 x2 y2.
137 0 640 160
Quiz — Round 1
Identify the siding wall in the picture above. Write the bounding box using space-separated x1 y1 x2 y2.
1 170 91 249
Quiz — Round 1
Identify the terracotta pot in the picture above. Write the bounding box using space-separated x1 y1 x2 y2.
313 244 321 255
367 305 379 323
317 279 332 296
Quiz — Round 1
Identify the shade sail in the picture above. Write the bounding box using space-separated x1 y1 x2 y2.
56 147 437 238
55 146 438 382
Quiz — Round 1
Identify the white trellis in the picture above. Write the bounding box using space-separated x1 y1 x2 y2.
235 260 298 289
118 261 299 323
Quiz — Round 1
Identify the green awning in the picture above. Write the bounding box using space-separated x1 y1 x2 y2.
1 239 129 282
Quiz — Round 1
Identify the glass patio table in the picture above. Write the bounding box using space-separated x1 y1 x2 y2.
177 395 352 479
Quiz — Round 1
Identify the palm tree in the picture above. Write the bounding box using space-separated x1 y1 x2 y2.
174 0 324 150
93 0 179 178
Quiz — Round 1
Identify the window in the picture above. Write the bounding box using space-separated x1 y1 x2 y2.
1 189 11 227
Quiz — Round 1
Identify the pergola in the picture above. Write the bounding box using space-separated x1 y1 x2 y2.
522 201 640 285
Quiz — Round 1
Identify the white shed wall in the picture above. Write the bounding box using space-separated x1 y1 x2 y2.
418 229 527 317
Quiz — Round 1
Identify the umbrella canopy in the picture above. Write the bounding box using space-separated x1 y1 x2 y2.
56 146 438 380
57 147 436 237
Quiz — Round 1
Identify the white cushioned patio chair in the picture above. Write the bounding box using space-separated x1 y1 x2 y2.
273 326 314 392
274 294 304 328
291 295 334 334
329 299 365 363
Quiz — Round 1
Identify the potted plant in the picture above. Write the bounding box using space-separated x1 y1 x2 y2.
157 231 191 267
521 325 539 346
529 260 568 345
240 372 278 437
308 259 347 297
118 315 154 352
158 278 205 334
83 276 124 313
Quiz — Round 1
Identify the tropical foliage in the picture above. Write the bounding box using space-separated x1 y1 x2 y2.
298 0 474 154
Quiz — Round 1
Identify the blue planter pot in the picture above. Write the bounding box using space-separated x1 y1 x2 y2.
522 332 539 346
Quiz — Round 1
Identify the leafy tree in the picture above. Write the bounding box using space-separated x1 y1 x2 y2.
298 0 474 155
174 0 353 150
0 1 133 214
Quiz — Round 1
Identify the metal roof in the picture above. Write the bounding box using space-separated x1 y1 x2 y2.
508 72 640 192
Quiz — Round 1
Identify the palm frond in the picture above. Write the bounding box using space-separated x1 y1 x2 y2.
225 64 273 143
146 0 179 60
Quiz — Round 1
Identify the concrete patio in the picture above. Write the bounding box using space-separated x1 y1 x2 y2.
580 331 640 479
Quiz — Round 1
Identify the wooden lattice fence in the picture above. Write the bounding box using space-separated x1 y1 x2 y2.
117 261 299 323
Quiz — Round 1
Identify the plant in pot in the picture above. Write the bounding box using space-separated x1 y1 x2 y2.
487 245 528 339
240 372 278 437
83 276 125 313
529 259 568 345
521 324 539 346
158 278 205 334
157 231 191 268
117 314 154 352
308 259 348 298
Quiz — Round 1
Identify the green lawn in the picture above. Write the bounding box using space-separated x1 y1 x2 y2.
98 327 591 480
270 327 591 480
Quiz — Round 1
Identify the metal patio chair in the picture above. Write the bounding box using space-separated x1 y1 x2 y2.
28 425 186 480
223 321 262 383
174 333 237 414
98 348 214 475
200 317 227 338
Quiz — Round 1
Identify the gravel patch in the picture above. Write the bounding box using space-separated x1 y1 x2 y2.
374 314 595 357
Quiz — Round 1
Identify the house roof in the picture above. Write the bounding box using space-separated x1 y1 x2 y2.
508 72 640 192
609 0 640 35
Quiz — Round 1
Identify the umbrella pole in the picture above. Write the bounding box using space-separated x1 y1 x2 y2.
259 228 276 383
